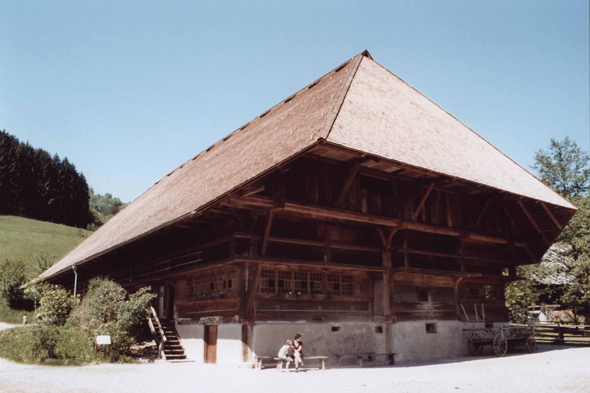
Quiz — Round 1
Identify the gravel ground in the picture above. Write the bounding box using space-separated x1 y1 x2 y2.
0 345 588 393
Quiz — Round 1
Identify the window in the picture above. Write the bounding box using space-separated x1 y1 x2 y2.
375 326 383 334
186 269 238 299
328 274 354 296
258 268 358 297
261 270 276 293
426 323 437 334
310 273 323 294
227 270 235 290
328 274 340 295
331 326 341 332
209 273 217 292
418 287 429 302
294 272 308 294
187 279 194 296
341 275 353 296
194 277 202 296
278 271 293 294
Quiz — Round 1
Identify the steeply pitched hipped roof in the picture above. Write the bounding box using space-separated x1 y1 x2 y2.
41 51 574 280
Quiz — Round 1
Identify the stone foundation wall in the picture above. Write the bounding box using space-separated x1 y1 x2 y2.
176 320 468 365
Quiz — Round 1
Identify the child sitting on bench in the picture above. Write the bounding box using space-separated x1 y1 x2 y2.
277 340 293 371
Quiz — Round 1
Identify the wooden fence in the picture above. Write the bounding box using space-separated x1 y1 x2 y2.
533 324 590 346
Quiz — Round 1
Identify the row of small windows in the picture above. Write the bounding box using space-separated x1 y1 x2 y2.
186 269 237 298
260 269 354 296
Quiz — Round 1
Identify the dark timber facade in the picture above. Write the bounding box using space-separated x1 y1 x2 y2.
41 51 576 364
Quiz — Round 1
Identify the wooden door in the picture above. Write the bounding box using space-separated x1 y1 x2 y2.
205 325 218 364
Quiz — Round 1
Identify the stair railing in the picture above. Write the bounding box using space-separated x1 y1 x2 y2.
148 303 168 359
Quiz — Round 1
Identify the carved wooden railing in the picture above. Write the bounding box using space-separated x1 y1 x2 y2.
148 304 168 360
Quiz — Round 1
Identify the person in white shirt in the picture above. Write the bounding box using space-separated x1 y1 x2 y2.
277 339 293 371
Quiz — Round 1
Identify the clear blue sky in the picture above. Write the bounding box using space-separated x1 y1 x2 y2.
1 1 588 203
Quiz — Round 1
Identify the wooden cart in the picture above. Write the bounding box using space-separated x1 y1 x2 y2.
463 324 537 357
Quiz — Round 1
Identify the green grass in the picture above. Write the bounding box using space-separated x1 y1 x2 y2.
0 298 29 324
0 215 92 323
0 215 91 277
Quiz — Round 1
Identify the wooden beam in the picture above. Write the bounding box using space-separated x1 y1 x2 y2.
401 248 508 266
459 238 465 272
522 244 538 264
412 183 435 221
268 236 381 253
503 206 522 236
517 199 549 244
241 185 265 197
234 256 386 272
376 227 400 251
261 209 274 256
474 199 491 229
403 230 409 268
541 202 563 230
233 196 527 248
336 161 362 206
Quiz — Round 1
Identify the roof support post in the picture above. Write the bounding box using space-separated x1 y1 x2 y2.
412 183 434 221
454 277 464 321
261 209 275 256
245 262 262 322
336 161 362 206
446 193 453 228
459 237 465 273
377 226 396 353
474 199 491 230
403 230 409 268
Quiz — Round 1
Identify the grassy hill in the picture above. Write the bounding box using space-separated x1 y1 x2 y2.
0 216 91 323
0 215 91 271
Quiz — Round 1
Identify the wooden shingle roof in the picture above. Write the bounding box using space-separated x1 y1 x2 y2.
41 51 574 280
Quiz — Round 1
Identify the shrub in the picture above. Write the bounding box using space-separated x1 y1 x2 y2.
82 278 126 323
0 259 26 308
68 278 156 356
0 325 93 365
36 284 77 326
31 325 59 360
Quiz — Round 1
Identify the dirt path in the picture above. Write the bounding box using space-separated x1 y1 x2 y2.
0 345 588 393
0 323 18 331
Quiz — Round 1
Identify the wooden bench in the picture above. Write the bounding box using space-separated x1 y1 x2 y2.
334 352 396 367
274 355 329 371
334 352 375 367
374 352 396 365
256 355 328 371
254 355 274 370
299 355 328 370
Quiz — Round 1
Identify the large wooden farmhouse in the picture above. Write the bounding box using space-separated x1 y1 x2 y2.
41 51 576 364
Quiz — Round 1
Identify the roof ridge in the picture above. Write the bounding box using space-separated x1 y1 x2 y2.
320 51 368 141
363 57 574 209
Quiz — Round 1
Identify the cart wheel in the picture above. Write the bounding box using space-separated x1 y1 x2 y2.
468 340 484 356
526 336 537 353
493 333 508 357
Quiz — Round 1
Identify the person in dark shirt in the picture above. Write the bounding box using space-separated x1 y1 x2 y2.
293 333 304 370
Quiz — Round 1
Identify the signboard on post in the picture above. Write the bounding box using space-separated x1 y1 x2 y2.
96 335 111 345
94 335 112 360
